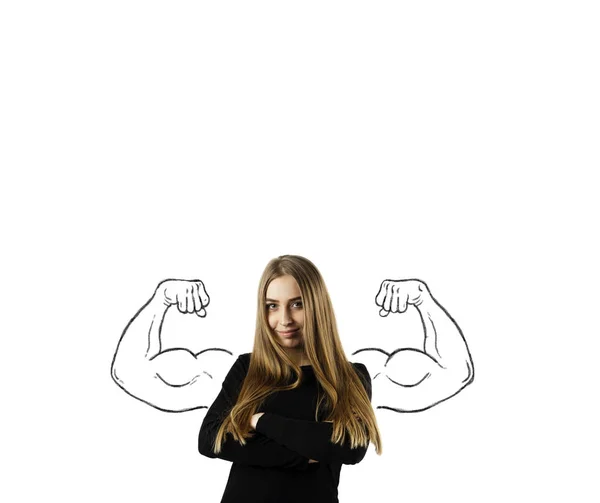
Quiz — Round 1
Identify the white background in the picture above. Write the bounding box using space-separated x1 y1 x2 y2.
1 1 598 502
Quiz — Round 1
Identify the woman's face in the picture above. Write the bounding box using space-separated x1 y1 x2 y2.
266 275 305 350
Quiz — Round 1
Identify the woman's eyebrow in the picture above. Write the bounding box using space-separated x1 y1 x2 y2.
265 296 302 303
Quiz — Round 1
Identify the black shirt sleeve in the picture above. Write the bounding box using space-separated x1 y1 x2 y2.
255 363 372 465
198 354 311 471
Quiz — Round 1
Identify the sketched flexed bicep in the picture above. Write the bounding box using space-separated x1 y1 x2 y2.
110 279 235 412
353 278 474 413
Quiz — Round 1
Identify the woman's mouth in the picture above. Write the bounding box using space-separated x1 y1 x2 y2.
278 329 299 338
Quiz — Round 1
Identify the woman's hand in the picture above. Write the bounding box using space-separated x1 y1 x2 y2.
250 412 265 430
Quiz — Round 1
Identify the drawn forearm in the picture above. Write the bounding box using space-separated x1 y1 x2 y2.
112 296 169 378
416 296 472 376
144 297 169 358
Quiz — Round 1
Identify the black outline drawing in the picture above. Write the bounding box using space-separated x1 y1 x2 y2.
111 278 474 414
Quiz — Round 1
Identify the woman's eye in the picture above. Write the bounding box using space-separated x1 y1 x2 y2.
266 302 302 309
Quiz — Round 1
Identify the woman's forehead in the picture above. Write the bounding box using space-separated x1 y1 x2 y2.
266 275 301 299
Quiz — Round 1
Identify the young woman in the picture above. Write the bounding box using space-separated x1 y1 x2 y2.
198 255 383 503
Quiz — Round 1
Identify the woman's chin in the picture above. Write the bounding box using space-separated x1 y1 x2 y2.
279 337 304 348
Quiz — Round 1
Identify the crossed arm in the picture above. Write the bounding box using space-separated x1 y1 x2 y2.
253 411 369 465
197 365 313 471
197 356 371 469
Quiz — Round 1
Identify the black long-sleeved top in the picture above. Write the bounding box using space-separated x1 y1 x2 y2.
198 353 372 503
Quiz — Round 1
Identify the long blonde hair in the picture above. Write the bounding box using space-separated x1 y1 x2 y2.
212 255 382 456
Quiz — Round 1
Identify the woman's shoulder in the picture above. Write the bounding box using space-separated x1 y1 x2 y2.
236 352 252 365
350 361 371 383
350 361 372 398
351 361 368 373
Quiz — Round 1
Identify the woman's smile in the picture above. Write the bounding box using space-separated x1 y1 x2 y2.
278 329 300 337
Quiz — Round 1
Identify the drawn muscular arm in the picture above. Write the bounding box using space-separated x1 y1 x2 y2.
110 279 225 412
375 279 474 412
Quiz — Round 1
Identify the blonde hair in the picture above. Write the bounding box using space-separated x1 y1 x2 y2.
212 255 382 456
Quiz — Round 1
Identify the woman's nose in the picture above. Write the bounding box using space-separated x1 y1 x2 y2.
280 309 292 325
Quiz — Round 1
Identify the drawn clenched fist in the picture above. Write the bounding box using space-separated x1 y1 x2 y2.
154 279 210 317
375 279 431 317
